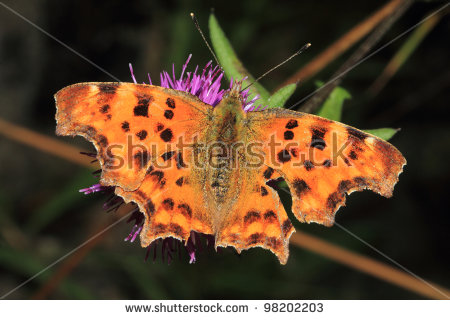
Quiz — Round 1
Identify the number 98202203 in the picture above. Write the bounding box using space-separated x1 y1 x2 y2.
263 302 323 313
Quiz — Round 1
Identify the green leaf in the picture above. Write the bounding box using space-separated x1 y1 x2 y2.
209 14 269 103
364 128 399 141
316 83 351 121
267 83 297 109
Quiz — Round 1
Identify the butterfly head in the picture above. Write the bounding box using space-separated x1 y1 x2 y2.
226 80 245 100
214 80 245 108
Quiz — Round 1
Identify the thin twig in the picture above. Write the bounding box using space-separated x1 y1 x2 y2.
0 117 96 169
278 0 405 89
290 232 450 299
299 0 413 114
368 11 443 95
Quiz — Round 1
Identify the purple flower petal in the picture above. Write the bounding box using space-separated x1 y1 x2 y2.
129 63 137 84
79 184 107 195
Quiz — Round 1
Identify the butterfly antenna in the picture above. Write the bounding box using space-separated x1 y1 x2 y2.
190 13 222 69
241 43 311 92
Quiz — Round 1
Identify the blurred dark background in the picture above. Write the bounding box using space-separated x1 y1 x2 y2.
0 0 449 299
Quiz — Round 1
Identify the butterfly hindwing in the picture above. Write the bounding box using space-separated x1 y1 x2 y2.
216 164 294 264
116 147 213 245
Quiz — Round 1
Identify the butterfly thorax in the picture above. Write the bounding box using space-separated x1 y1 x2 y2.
211 95 245 141
210 80 246 142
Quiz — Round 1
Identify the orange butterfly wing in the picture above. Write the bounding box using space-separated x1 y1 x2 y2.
247 108 406 226
215 164 294 264
55 82 213 243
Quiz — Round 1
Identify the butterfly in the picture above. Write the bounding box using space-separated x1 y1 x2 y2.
55 78 406 264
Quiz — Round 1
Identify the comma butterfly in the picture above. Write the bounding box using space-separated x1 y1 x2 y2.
55 60 406 264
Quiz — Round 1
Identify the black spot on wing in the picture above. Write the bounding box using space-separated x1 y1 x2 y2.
244 211 260 224
98 135 108 148
169 223 184 237
134 105 148 117
260 186 269 196
303 160 314 171
353 176 368 187
136 130 148 140
121 121 130 132
166 98 176 109
349 150 358 160
161 151 176 161
281 220 293 236
154 223 166 235
277 149 291 163
134 94 152 117
178 203 192 218
98 83 118 94
164 109 174 119
327 192 342 210
155 123 164 132
135 190 146 201
311 127 327 150
344 157 351 166
175 177 184 186
100 104 110 114
150 170 164 182
264 210 277 222
263 167 274 179
267 237 281 249
134 151 149 169
285 119 298 129
160 128 173 142
292 179 310 196
322 159 331 168
176 152 187 169
290 148 299 158
338 180 353 193
247 233 264 245
162 198 174 211
145 199 156 216
347 127 368 141
284 130 294 140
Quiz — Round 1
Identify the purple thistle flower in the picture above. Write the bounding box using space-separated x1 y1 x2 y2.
129 54 264 111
